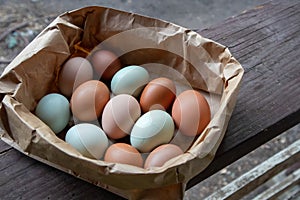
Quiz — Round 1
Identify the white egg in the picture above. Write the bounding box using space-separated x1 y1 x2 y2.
130 110 174 152
65 123 109 159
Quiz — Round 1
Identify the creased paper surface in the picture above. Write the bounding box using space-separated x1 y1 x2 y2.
0 6 243 199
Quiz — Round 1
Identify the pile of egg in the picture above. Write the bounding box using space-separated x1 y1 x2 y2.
35 50 211 169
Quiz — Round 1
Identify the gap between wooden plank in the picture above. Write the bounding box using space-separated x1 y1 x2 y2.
204 139 300 199
252 168 300 200
0 139 13 153
0 147 13 155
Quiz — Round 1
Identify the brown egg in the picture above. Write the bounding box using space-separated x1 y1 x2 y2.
102 94 141 140
172 90 211 137
144 144 183 168
140 77 176 113
70 80 110 121
104 143 143 168
90 50 122 81
58 57 93 97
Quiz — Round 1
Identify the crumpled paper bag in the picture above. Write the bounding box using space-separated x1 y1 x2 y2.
0 6 243 199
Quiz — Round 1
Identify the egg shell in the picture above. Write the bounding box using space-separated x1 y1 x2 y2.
102 94 141 139
140 77 176 113
65 123 109 159
35 93 70 134
90 50 122 81
144 144 184 169
111 65 149 97
104 143 143 167
71 80 110 121
58 57 93 97
130 110 174 153
172 90 211 137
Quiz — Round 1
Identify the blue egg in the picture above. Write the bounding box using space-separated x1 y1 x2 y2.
111 65 149 97
35 93 70 134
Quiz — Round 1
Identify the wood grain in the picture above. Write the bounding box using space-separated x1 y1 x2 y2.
205 139 300 199
0 139 125 200
253 168 300 200
1 1 300 199
188 0 300 188
0 139 11 153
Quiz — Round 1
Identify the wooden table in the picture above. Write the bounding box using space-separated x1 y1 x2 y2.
1 1 300 199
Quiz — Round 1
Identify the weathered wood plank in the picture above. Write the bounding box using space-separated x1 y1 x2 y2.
201 1 300 45
204 139 300 199
0 148 125 200
0 139 11 153
253 168 300 200
188 0 300 188
1 1 299 199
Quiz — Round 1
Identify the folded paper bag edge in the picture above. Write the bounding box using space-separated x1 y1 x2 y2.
0 5 244 199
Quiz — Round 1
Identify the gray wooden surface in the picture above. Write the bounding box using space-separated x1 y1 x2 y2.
206 139 300 199
1 0 300 199
188 0 300 188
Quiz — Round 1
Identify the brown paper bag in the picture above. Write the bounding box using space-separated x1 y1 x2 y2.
0 6 243 199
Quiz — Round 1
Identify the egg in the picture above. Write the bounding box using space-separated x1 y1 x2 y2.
58 57 93 97
90 50 122 81
102 94 141 139
104 143 143 167
144 144 184 169
130 110 174 153
71 80 110 121
140 77 176 113
65 123 109 159
172 90 211 137
35 93 70 134
111 65 149 97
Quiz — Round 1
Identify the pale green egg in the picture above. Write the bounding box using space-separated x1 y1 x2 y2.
35 93 70 134
130 110 175 153
111 65 149 97
65 123 109 159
